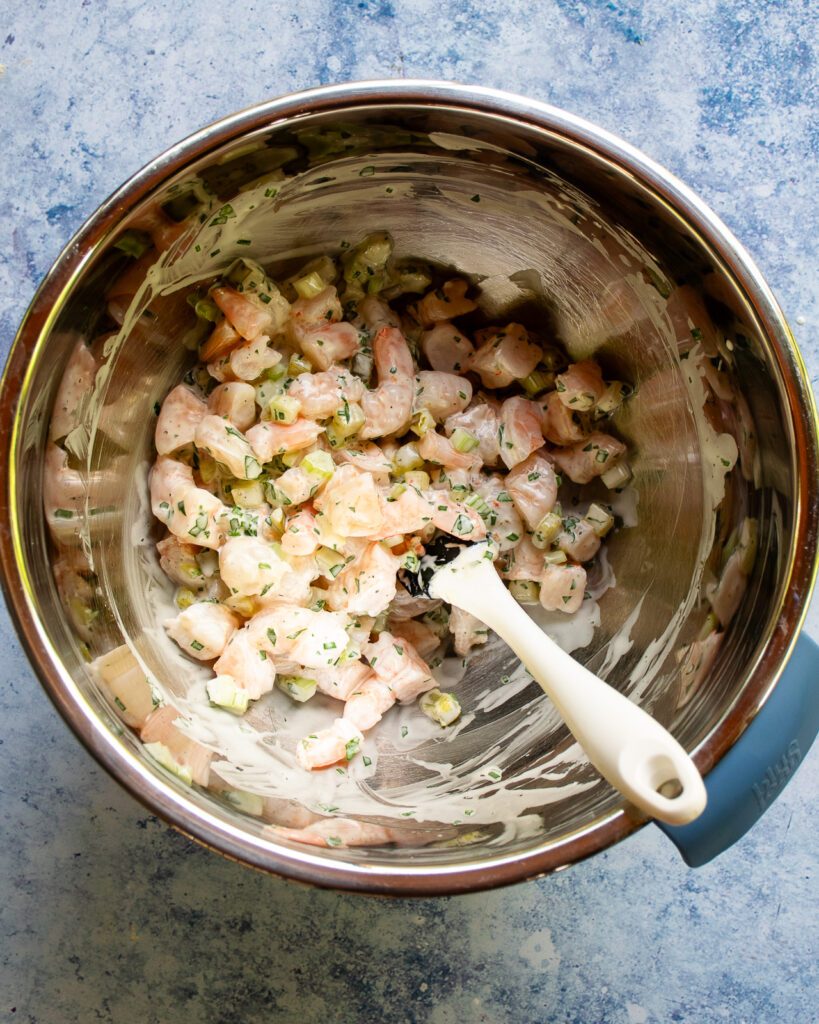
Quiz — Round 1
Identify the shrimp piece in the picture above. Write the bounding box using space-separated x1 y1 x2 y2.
418 429 481 471
326 542 401 617
208 382 257 431
296 718 363 770
250 605 350 669
358 295 401 331
141 705 212 786
312 661 373 701
555 360 607 411
540 391 587 445
298 322 361 371
272 816 398 848
369 486 435 541
212 285 279 342
449 606 490 657
165 602 240 660
389 618 441 659
389 584 442 621
343 676 395 731
246 419 325 461
313 464 383 537
255 554 316 608
335 442 393 477
415 279 477 326
290 284 343 329
365 632 434 702
157 535 209 589
415 371 472 421
498 396 544 469
150 458 227 550
473 473 525 553
213 627 276 700
550 432 627 484
501 534 545 581
195 415 262 480
468 323 541 389
505 450 559 529
50 340 98 441
557 518 601 563
421 322 475 374
228 336 282 382
281 507 321 557
272 466 319 507
202 320 243 366
155 384 208 455
539 563 587 613
218 536 291 598
288 367 364 419
359 327 415 439
428 493 487 541
445 401 502 467
93 644 156 730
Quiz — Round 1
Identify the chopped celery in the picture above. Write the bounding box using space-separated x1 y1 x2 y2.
277 675 318 702
520 369 553 396
392 443 424 475
463 491 492 522
585 503 614 537
331 400 365 438
207 676 250 715
293 271 327 300
342 231 394 298
450 427 479 453
301 450 335 482
403 470 430 490
316 546 346 579
231 480 266 508
601 459 632 490
288 353 312 376
411 408 436 437
543 549 568 565
264 394 301 424
419 689 462 727
532 512 563 549
144 742 193 785
596 381 632 415
509 580 540 604
175 587 197 610
114 229 152 259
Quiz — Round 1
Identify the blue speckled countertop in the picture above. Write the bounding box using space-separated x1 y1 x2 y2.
1 3 817 1022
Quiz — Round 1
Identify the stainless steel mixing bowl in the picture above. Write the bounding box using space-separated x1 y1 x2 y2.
1 81 817 895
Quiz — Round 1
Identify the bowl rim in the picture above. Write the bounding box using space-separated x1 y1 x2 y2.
1 78 817 896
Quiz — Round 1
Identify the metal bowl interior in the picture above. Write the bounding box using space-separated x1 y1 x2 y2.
2 82 817 895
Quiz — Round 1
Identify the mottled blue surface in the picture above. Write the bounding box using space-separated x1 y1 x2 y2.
1 2 817 1022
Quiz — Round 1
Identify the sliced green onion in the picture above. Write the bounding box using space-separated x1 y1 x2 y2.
508 580 541 604
450 427 479 453
419 689 462 727
532 512 563 549
277 675 318 702
207 676 250 715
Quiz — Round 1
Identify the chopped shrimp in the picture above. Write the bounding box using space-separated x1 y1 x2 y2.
150 457 227 550
93 644 156 730
540 391 587 445
539 563 587 613
358 295 401 331
313 464 383 537
208 382 257 431
498 397 544 469
255 554 316 608
228 336 282 382
415 279 477 326
388 618 441 659
50 340 98 441
343 676 395 731
468 323 541 389
195 414 262 480
445 400 502 467
290 284 343 328
449 606 490 657
202 320 243 365
218 536 291 598
335 442 393 476
369 486 435 541
555 360 607 411
501 534 545 581
472 473 525 552
550 432 626 484
415 371 472 420
326 542 400 617
141 705 212 786
298 321 360 371
557 517 601 563
364 632 434 702
505 450 558 529
296 718 363 770
213 627 276 700
389 584 442 621
272 817 398 848
359 327 415 439
247 419 325 461
250 605 350 669
428 492 487 541
418 429 481 471
165 602 240 660
281 507 321 557
212 285 279 342
288 367 364 419
421 322 475 374
273 466 319 507
313 661 373 701
155 384 208 455
157 535 209 589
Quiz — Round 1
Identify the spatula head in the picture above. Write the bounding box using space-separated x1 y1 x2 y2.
398 534 472 597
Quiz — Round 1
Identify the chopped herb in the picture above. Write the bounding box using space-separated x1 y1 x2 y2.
393 644 404 656
470 194 481 203
345 737 360 760
362 756 372 767
236 238 252 246
401 725 408 738
266 627 277 646
190 640 204 651
54 508 74 519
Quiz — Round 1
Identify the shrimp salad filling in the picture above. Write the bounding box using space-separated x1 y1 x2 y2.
149 234 633 771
